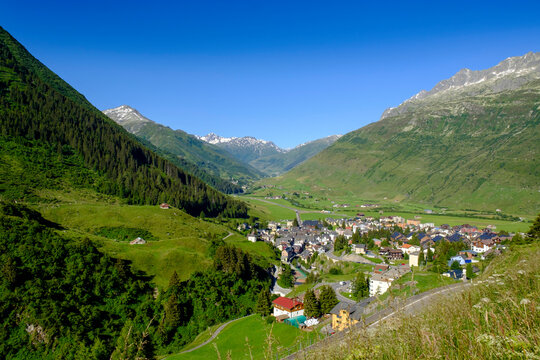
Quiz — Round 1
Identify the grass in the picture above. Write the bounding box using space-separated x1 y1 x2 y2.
168 315 316 360
301 242 540 359
249 187 533 232
38 203 231 288
239 197 296 221
377 269 459 302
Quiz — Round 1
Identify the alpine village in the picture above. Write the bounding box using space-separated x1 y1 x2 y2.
0 6 539 360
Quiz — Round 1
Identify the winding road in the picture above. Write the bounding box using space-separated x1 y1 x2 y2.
173 315 250 356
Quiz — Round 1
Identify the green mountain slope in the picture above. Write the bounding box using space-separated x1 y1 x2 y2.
198 132 340 176
0 26 247 218
250 135 341 176
104 106 263 189
274 53 540 214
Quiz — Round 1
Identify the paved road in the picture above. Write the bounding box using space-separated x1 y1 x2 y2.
280 281 470 359
173 315 250 356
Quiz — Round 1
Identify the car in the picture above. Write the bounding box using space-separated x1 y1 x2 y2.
339 281 346 285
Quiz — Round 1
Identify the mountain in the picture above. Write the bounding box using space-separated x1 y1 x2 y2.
249 135 342 177
103 105 263 192
273 52 540 214
0 26 247 218
197 133 285 164
198 133 341 176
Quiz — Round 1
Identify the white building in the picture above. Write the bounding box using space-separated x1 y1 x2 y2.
272 297 304 318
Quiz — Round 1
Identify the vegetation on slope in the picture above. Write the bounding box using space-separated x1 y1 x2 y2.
273 80 540 215
0 26 247 218
303 216 540 360
0 203 272 359
131 120 263 185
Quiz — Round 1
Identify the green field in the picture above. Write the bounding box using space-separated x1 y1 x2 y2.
240 197 296 221
38 202 277 288
245 190 531 232
378 269 459 302
168 315 316 360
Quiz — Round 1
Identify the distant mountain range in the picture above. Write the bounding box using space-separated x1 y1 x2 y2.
197 133 341 176
103 105 264 191
105 107 341 179
273 52 540 214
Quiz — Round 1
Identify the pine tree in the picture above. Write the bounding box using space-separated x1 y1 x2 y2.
164 293 182 328
466 263 473 279
319 285 339 314
418 250 425 266
427 248 433 262
256 289 272 316
168 271 180 293
303 289 321 318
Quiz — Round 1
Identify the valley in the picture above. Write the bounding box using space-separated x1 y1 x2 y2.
0 16 538 360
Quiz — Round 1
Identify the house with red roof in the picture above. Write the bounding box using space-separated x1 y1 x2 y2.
272 296 304 319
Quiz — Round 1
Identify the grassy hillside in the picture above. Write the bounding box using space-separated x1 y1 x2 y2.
248 135 341 176
303 240 540 359
168 315 316 360
273 80 540 215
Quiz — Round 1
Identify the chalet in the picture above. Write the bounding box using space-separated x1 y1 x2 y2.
130 237 146 245
272 297 304 319
380 247 403 260
399 243 420 255
159 203 170 209
407 219 421 226
391 232 406 242
443 269 463 280
431 235 445 243
448 255 468 267
447 233 465 243
352 243 367 254
247 232 258 243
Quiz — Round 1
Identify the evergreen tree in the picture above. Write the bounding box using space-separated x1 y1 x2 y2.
278 266 294 288
450 260 461 271
319 285 339 314
418 250 425 266
303 289 321 318
256 289 272 316
164 293 182 328
293 217 299 227
168 271 180 293
466 263 474 279
427 248 433 262
527 214 540 241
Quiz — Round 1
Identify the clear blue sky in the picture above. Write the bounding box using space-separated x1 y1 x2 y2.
2 0 539 148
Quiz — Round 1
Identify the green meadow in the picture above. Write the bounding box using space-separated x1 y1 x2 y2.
168 315 316 360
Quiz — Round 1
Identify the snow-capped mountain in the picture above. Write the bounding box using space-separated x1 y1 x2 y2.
103 105 154 133
381 52 540 119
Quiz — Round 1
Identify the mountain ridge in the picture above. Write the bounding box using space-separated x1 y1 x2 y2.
104 105 264 188
272 52 540 214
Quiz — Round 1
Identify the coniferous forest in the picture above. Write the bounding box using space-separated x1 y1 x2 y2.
0 26 247 218
0 203 270 359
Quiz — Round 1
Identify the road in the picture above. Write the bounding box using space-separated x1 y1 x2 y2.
172 315 250 356
280 281 470 359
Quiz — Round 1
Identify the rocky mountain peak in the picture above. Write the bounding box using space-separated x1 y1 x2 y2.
381 52 540 120
103 105 153 133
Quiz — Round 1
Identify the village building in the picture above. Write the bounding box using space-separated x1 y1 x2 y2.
272 297 304 319
130 237 146 245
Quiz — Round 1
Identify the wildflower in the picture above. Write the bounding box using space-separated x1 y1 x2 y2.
481 297 491 303
517 270 525 275
520 298 531 305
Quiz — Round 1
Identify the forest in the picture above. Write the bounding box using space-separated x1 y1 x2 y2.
0 203 270 359
0 27 247 218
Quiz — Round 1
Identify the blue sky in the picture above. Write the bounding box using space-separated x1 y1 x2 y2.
2 0 539 148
